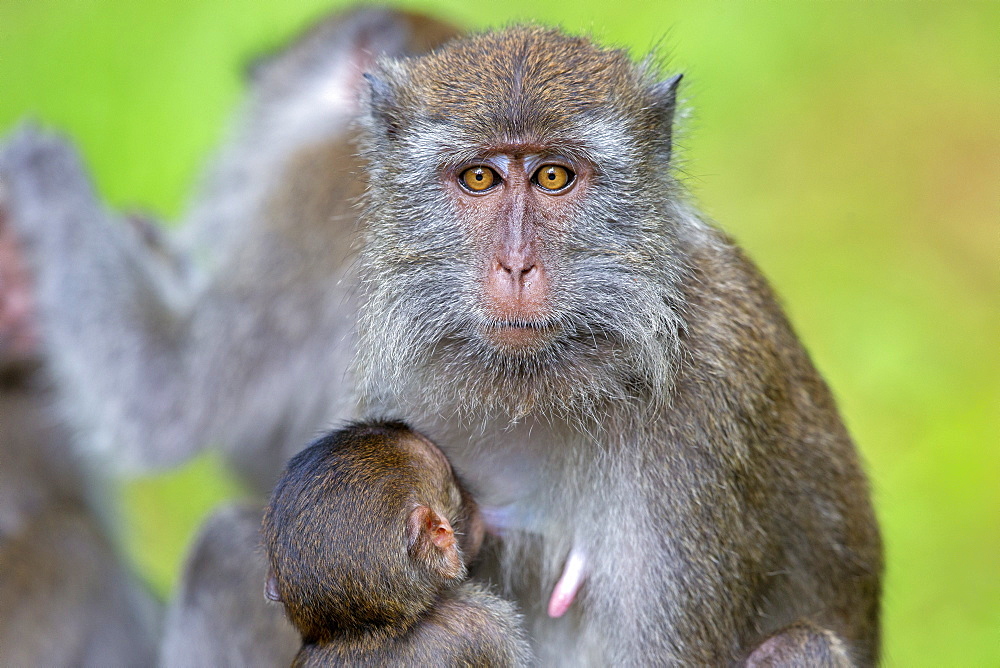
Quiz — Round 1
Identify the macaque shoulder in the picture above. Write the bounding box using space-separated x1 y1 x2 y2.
675 224 831 410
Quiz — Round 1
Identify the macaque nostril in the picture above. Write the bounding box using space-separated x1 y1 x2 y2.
494 260 541 291
521 265 540 289
496 258 533 279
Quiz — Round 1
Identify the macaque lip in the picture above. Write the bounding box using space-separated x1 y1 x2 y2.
480 321 559 351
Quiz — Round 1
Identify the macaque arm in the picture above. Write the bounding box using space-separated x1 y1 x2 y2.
0 9 458 480
0 128 211 471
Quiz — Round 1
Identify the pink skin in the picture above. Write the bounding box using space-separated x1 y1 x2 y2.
0 200 40 364
482 505 587 618
548 547 587 618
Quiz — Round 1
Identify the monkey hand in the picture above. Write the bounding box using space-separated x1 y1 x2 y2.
0 126 92 254
548 546 587 618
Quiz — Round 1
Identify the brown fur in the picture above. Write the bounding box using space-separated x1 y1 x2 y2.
263 422 530 666
746 621 854 667
357 27 882 666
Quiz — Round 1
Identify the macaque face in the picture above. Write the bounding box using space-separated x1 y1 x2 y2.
441 149 595 353
359 28 686 416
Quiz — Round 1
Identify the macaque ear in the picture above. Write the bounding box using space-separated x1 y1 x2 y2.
363 72 404 142
406 505 463 580
264 569 282 602
648 73 683 163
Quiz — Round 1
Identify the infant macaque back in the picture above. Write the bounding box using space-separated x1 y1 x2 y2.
262 421 530 667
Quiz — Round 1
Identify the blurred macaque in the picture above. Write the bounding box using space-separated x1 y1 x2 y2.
0 6 460 665
262 422 530 667
159 502 301 666
0 6 459 495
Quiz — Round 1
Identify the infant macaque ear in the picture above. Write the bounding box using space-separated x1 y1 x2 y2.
264 569 282 602
407 505 464 580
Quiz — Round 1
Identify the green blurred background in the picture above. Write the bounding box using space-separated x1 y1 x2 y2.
1 0 996 664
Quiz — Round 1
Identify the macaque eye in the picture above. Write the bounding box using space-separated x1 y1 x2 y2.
533 164 574 192
460 166 499 192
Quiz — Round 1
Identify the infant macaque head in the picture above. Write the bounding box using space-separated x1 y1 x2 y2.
261 421 483 642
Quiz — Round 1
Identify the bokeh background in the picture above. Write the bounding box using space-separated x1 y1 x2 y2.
1 1 996 664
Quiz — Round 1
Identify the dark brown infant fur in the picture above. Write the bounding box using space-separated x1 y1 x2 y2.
262 422 530 667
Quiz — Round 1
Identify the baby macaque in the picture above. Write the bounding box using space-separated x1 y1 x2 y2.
261 421 530 667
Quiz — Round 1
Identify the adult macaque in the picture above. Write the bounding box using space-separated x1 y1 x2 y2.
262 421 530 667
1 10 881 664
355 27 882 666
0 205 160 665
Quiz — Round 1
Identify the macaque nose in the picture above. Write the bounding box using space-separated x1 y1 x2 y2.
486 250 547 317
492 253 543 298
497 257 538 290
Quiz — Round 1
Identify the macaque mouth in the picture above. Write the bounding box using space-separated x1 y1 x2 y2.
479 318 560 350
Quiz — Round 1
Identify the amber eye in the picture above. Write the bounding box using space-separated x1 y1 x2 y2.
460 166 498 192
533 164 573 192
